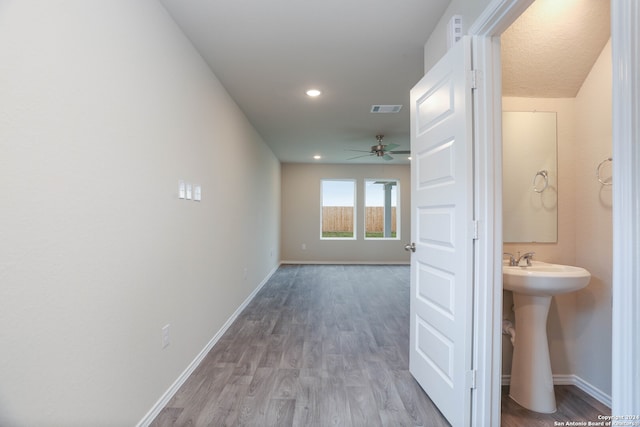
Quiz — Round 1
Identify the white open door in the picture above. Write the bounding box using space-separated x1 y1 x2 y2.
408 37 474 427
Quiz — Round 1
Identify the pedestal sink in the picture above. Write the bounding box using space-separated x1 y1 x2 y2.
503 261 590 413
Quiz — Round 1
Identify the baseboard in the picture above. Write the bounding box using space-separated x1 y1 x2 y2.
280 260 410 265
501 374 611 408
136 263 280 427
568 375 612 408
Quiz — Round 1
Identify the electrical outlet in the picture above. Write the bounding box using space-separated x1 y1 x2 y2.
161 324 170 349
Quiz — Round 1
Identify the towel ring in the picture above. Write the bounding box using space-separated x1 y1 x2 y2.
533 170 549 193
596 157 612 185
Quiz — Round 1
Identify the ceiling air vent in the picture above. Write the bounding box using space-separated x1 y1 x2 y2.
371 105 402 113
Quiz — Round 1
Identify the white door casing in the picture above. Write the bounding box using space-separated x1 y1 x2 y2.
409 37 475 427
610 0 640 415
469 0 640 422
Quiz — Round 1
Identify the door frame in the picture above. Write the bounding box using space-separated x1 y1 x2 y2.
468 0 640 424
609 0 640 413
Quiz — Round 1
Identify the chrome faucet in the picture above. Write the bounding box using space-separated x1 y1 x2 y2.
504 251 535 266
503 252 517 266
516 251 535 267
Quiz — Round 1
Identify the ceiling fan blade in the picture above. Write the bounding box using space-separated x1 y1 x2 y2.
388 150 410 155
385 143 399 151
345 149 373 153
383 154 394 161
347 153 374 160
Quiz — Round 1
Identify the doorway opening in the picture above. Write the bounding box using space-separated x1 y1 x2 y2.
498 0 612 421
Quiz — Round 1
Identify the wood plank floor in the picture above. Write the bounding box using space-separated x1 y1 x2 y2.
151 264 449 426
151 264 610 427
501 385 611 427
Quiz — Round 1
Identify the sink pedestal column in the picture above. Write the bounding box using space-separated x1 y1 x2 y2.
509 293 557 413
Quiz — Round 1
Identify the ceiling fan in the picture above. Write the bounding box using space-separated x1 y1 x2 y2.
347 135 411 161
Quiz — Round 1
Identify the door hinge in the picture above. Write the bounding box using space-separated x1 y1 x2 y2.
467 369 477 389
472 220 480 240
469 69 478 90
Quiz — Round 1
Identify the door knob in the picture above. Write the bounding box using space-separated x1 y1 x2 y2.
404 242 416 252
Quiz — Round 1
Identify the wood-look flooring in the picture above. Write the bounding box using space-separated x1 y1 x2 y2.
151 264 448 426
151 264 609 427
501 385 611 427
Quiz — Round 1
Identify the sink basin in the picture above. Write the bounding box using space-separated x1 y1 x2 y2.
503 261 591 413
503 261 591 296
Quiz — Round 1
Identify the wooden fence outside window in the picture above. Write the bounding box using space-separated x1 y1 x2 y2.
322 206 397 232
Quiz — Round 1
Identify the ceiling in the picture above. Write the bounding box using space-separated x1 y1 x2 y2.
159 0 450 164
502 0 610 98
160 0 610 165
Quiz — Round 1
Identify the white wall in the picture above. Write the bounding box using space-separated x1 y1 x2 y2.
281 163 410 264
502 41 612 399
423 0 494 71
572 39 612 398
0 1 280 425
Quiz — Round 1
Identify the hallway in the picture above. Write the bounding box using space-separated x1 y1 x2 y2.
151 264 449 426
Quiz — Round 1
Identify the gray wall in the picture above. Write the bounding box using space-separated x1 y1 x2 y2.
0 1 280 425
281 163 411 264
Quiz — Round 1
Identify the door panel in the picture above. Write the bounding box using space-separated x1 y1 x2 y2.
409 37 474 427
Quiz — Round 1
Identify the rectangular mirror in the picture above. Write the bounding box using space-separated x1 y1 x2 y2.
503 111 558 243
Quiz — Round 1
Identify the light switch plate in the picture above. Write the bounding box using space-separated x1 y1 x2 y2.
178 180 186 199
194 185 202 201
185 183 192 200
161 324 170 349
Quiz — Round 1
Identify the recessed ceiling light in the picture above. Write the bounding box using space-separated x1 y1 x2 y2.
306 89 322 97
313 155 322 160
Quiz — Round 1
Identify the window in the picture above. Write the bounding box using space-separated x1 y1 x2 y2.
365 179 399 239
321 179 356 239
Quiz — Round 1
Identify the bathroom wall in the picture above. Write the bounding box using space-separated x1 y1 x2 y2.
572 40 612 398
502 41 612 400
